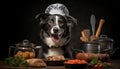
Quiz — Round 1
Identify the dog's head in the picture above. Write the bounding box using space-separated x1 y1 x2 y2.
35 3 77 47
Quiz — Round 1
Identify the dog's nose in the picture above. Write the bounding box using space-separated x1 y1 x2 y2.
53 28 59 33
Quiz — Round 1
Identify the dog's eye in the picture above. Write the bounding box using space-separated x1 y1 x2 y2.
59 21 64 26
48 20 54 26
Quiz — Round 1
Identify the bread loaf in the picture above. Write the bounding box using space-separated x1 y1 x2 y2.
26 58 46 67
76 53 109 61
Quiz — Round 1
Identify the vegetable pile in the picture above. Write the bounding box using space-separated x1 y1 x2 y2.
88 57 112 69
4 56 28 67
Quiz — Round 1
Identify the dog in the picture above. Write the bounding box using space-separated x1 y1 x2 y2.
35 3 77 58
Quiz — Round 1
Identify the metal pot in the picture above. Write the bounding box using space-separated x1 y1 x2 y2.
81 41 100 53
94 35 114 54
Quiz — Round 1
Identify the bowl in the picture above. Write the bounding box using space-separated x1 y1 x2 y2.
43 60 66 66
64 64 87 69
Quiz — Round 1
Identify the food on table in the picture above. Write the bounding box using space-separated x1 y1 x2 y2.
64 59 87 64
94 63 104 69
46 55 65 61
4 56 28 67
26 58 46 67
14 51 35 59
88 57 112 69
29 52 35 58
76 52 89 61
76 52 109 61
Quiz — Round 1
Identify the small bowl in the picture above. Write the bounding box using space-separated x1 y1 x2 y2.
43 58 69 66
64 64 87 69
43 60 66 66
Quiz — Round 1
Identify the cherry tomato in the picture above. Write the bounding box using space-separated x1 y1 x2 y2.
94 64 99 69
107 62 112 66
99 64 104 69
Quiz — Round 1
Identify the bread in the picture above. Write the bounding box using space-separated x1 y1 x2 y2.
46 55 65 61
76 53 109 61
26 58 46 67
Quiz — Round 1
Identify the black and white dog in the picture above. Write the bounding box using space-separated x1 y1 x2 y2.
35 3 77 58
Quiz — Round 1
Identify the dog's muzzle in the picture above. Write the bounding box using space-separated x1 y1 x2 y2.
51 27 64 42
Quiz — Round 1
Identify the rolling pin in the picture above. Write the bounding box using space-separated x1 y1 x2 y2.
95 19 105 38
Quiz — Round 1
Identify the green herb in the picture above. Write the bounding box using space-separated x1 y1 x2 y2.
4 56 28 67
90 57 98 65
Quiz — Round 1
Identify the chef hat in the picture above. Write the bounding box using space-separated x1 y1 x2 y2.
45 3 69 16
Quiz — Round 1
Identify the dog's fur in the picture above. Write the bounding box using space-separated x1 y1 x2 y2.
36 13 77 58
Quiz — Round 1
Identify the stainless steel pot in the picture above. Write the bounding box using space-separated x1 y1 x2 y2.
94 35 114 54
81 41 100 53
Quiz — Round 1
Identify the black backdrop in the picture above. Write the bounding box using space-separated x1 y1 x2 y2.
1 0 120 60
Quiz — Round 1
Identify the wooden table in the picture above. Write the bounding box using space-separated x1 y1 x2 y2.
0 59 120 69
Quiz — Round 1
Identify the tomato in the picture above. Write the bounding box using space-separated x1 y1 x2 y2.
106 62 112 66
99 64 104 69
80 60 87 64
64 59 87 64
94 64 99 69
94 64 104 69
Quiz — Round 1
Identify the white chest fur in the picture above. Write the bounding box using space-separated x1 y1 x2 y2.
43 37 66 57
44 48 63 57
44 37 66 47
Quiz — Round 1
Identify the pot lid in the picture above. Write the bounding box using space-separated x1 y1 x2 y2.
16 39 35 47
95 35 114 42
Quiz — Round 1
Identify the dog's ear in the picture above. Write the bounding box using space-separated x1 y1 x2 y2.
35 13 50 25
66 15 78 28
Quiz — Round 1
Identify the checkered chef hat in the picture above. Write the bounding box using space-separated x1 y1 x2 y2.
45 3 69 16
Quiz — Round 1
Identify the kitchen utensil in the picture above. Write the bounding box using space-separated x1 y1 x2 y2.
90 14 96 35
95 19 105 38
81 29 91 41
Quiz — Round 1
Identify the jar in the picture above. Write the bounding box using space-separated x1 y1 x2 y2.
9 40 42 59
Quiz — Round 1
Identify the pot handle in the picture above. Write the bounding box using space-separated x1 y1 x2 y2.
34 46 42 58
73 49 84 54
100 35 108 38
110 47 119 56
9 46 16 57
71 47 85 58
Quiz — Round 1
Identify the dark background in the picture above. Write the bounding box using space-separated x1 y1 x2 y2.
1 0 120 60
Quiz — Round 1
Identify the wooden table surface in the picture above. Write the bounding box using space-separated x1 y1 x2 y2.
0 59 120 69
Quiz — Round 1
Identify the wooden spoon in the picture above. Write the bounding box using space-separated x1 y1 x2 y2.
95 19 105 38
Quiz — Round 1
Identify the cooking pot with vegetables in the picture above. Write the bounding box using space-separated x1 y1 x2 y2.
9 40 42 59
